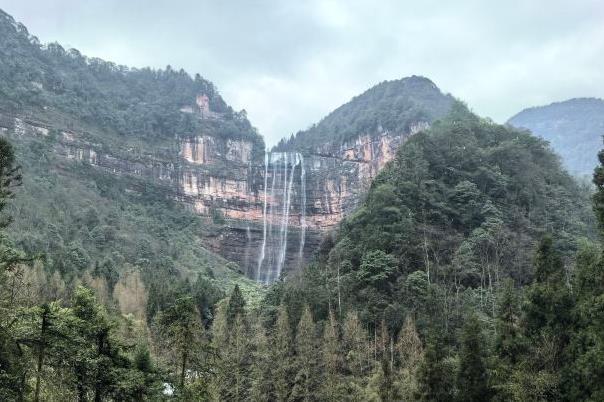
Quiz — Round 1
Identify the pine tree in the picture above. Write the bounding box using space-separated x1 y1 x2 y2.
416 335 455 402
518 236 573 400
229 314 251 401
491 279 525 400
593 149 604 234
210 300 229 400
291 306 319 402
342 310 370 378
457 314 491 402
321 309 343 400
250 320 272 401
212 293 251 402
494 279 523 365
524 236 574 363
272 304 293 402
156 294 204 392
559 148 604 400
226 284 246 326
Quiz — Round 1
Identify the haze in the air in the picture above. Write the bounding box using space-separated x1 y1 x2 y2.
1 0 602 146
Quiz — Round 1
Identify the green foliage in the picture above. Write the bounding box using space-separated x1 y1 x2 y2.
274 76 454 152
0 9 261 145
457 315 491 402
357 250 397 290
416 336 456 402
272 304 294 402
291 306 320 401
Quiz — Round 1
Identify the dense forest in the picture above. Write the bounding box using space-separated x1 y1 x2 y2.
2 101 604 400
0 6 263 345
2 6 604 402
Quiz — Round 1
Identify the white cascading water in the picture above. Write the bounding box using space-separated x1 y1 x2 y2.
256 151 306 284
256 152 269 281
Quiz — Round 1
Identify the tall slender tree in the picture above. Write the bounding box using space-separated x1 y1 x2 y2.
272 304 293 402
321 309 342 400
457 314 491 402
250 320 272 401
291 306 319 401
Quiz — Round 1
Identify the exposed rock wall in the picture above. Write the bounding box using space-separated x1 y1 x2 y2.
0 110 428 282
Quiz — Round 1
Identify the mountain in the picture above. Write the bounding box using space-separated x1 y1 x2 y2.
508 97 604 176
0 8 456 292
274 75 454 153
251 103 598 401
279 102 594 319
251 76 454 282
0 8 265 315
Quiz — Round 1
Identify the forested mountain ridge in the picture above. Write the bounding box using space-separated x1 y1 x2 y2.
508 97 604 176
0 8 260 145
252 102 599 400
0 7 265 316
1 9 459 285
275 101 595 324
274 75 454 152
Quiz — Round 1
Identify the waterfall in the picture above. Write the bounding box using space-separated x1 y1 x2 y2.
256 151 307 284
256 152 269 281
274 153 299 282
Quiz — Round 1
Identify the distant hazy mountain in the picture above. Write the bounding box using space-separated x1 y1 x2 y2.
508 98 604 176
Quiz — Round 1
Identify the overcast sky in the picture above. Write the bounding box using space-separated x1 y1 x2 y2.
2 0 603 146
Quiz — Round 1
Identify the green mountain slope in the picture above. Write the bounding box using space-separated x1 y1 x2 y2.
274 75 455 152
0 8 263 312
273 102 595 325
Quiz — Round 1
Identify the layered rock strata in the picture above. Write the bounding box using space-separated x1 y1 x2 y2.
0 109 427 282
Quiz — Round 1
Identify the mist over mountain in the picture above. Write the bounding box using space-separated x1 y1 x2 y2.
508 97 604 176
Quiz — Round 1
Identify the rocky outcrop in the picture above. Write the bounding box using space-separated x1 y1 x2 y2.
0 108 427 282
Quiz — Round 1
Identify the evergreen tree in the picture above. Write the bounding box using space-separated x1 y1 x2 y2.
210 300 229 400
342 310 371 378
524 236 574 364
291 306 319 402
457 314 491 402
395 315 423 400
321 309 343 400
228 314 251 401
156 295 204 392
272 304 293 402
212 286 251 401
558 146 604 400
518 236 573 400
416 335 455 402
494 279 524 365
250 320 272 401
593 149 604 234
226 284 246 327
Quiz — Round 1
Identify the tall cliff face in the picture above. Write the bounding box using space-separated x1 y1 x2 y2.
0 9 456 283
196 77 455 282
508 98 604 176
0 80 451 283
